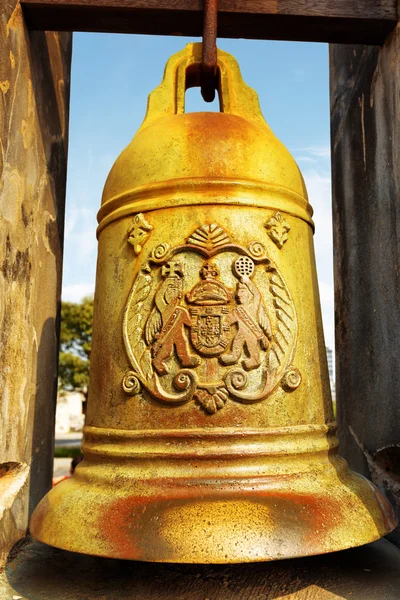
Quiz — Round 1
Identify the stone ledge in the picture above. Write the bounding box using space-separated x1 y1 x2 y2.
0 464 29 568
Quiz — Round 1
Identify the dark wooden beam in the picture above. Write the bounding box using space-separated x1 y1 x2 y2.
330 24 400 518
21 0 398 44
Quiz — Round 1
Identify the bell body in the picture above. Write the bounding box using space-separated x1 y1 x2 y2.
31 44 396 562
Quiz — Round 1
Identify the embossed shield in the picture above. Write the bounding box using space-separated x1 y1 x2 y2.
190 306 231 356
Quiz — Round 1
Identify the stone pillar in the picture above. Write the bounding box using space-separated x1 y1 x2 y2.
0 2 71 565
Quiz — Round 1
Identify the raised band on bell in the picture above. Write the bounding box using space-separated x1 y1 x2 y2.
30 43 397 563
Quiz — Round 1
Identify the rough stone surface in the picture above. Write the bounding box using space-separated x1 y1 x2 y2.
0 2 71 566
1 537 400 599
330 27 400 518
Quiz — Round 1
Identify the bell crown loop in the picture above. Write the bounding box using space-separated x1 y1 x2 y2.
98 43 311 235
139 42 266 130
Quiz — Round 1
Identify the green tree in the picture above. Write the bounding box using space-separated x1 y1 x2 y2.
58 296 94 400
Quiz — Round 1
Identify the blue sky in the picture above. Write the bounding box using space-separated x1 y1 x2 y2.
63 33 333 349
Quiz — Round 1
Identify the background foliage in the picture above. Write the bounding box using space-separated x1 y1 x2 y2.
58 296 93 399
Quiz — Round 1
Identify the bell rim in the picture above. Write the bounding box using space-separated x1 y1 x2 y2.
30 466 398 564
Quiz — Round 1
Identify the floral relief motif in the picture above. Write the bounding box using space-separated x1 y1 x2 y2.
265 211 291 249
123 222 301 413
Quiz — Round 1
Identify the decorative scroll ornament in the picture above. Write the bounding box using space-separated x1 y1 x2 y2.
123 222 301 413
127 213 153 255
265 211 291 249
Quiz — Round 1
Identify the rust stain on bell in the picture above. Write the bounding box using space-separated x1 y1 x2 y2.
30 43 397 563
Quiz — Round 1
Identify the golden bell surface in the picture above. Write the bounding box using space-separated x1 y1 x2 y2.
30 43 397 563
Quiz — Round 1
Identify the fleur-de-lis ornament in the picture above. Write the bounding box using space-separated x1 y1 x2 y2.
127 213 153 255
265 211 291 249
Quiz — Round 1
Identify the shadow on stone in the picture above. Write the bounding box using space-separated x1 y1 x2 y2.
2 538 400 599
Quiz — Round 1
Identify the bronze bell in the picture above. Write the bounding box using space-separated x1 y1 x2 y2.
30 43 397 563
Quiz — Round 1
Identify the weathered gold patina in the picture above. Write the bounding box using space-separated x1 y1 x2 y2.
30 43 397 563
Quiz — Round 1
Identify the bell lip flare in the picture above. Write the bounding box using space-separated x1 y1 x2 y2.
30 424 398 564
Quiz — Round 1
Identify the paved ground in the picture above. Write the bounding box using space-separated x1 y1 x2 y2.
1 538 400 599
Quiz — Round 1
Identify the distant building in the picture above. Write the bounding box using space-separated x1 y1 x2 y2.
55 391 85 433
326 346 335 401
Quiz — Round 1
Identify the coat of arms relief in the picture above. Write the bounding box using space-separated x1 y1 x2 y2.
123 220 301 414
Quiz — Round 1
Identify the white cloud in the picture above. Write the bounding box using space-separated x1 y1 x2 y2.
62 283 95 303
300 146 331 158
63 205 98 269
294 156 317 164
318 281 335 352
302 166 335 351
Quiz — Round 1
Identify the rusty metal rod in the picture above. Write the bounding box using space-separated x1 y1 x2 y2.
201 0 218 102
